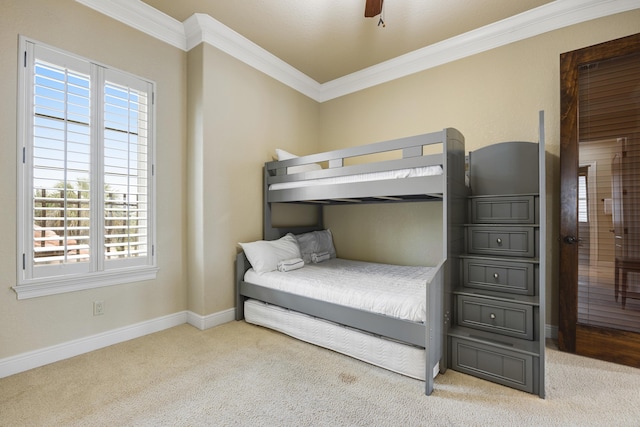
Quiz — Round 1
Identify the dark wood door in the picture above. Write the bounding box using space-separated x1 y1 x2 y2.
559 33 640 368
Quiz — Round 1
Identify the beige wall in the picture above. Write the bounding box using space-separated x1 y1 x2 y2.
319 10 640 327
0 0 187 358
2 0 639 363
186 45 206 316
326 202 444 266
188 43 320 315
0 0 320 362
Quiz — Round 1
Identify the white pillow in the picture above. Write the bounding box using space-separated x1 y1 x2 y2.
275 148 322 174
295 229 336 264
239 234 302 274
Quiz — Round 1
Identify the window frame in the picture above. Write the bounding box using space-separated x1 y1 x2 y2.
15 36 158 299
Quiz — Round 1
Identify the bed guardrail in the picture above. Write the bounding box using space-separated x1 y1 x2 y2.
265 129 457 178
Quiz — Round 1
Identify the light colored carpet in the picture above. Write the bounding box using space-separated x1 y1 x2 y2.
1 321 639 426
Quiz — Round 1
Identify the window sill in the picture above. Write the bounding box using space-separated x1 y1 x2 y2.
13 266 159 300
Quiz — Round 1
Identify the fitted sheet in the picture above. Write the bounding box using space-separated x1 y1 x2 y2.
243 258 436 323
269 165 443 191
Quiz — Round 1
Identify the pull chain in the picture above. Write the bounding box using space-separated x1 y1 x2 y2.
378 1 386 27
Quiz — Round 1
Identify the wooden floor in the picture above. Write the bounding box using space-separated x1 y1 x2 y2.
578 262 640 333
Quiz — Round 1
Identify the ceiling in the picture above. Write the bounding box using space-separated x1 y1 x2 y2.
141 0 554 84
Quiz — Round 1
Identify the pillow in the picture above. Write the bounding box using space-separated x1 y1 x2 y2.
275 148 299 161
239 234 302 274
275 148 322 174
295 231 317 264
295 229 336 264
314 229 337 259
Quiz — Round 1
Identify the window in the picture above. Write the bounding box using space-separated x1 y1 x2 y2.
578 172 588 223
15 37 157 299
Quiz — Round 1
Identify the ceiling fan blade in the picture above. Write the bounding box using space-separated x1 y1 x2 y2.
364 0 383 18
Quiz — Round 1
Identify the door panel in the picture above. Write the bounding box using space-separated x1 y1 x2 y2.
559 33 640 367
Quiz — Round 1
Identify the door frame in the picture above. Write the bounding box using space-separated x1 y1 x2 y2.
559 32 640 365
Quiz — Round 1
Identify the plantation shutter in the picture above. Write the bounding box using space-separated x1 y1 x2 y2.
20 39 155 288
30 44 92 275
103 70 152 268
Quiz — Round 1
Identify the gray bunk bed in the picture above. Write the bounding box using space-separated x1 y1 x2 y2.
235 128 466 395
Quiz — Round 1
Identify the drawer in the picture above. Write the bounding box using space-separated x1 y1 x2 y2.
463 258 535 295
467 226 535 257
471 196 535 224
456 295 534 340
450 337 533 393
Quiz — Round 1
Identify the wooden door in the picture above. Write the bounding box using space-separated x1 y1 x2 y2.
559 33 640 367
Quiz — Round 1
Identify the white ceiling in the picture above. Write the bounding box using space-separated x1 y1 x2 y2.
140 0 554 83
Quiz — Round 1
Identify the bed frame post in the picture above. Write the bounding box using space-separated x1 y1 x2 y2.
264 167 279 241
425 259 446 395
440 128 467 382
235 252 251 321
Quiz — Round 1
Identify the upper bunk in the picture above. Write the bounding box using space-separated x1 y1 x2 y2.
264 128 466 205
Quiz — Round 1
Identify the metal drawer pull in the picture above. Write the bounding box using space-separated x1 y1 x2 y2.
490 313 496 320
493 272 499 279
496 238 503 245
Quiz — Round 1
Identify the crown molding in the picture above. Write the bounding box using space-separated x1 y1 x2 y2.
318 0 640 102
76 0 640 103
76 0 186 50
183 13 321 100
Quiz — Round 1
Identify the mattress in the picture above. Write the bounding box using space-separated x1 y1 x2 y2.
244 299 435 381
269 165 443 191
243 258 436 323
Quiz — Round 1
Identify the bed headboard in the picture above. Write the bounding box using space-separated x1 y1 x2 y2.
468 141 539 195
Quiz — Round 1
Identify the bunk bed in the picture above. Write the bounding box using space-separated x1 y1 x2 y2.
235 128 466 395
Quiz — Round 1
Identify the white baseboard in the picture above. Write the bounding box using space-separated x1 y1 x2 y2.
0 310 555 379
186 308 236 330
0 308 236 379
546 324 558 340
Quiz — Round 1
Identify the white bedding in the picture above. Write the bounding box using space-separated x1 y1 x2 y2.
269 165 443 191
243 258 437 323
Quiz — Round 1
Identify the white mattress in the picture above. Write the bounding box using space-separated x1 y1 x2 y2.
244 299 435 381
243 258 436 323
269 165 443 191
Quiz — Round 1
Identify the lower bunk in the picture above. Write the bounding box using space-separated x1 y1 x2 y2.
235 236 445 395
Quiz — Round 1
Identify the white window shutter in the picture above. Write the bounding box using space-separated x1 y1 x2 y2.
15 37 157 298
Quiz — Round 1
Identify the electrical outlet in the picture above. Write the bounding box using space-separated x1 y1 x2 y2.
93 300 105 316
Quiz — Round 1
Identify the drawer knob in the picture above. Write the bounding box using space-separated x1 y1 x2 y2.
490 313 496 320
496 238 503 245
493 272 499 279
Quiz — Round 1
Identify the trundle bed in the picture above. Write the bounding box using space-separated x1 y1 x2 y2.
235 128 466 395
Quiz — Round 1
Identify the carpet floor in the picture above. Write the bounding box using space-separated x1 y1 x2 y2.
1 321 639 426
